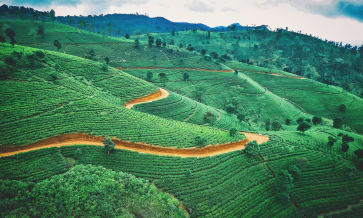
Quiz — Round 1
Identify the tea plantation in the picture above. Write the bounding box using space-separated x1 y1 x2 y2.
0 17 362 218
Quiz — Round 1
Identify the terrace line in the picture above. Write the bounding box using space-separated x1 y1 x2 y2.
0 89 269 158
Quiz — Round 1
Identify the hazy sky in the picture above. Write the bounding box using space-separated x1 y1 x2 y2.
4 0 363 45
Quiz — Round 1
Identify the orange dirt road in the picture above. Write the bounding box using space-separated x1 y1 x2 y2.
125 88 169 109
0 132 269 158
1 88 269 158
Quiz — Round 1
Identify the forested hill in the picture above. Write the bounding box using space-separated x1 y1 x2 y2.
143 29 363 97
57 14 210 36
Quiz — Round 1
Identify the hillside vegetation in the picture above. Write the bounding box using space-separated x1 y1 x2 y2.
0 15 362 218
0 164 188 217
138 29 363 97
0 44 242 147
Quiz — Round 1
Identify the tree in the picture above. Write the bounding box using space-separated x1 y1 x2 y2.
171 29 175 36
37 26 44 37
327 136 337 146
183 72 189 81
5 28 15 46
296 117 304 124
67 15 73 25
342 134 354 143
354 149 363 159
74 148 82 159
356 159 363 171
49 9 55 21
203 112 216 124
0 35 5 43
104 56 110 65
271 121 282 131
312 116 322 125
124 33 130 39
187 44 194 51
333 118 343 128
274 170 294 204
179 43 183 48
148 35 154 47
341 142 349 152
86 48 96 60
338 104 346 112
156 38 162 47
201 49 206 55
234 69 238 75
265 119 271 131
287 165 301 180
244 141 259 157
226 104 236 114
195 136 207 147
102 63 108 72
297 122 311 133
146 71 153 82
162 41 166 47
207 30 211 39
102 137 115 155
107 22 112 35
285 119 291 125
229 128 238 137
53 40 61 51
134 39 139 48
210 52 218 59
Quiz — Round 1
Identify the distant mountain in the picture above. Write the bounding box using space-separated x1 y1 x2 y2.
0 4 269 36
212 23 270 32
57 14 211 36
57 15 270 36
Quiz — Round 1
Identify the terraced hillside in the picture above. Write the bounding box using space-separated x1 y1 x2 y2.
0 17 363 218
0 44 242 147
124 67 306 131
226 61 363 133
0 19 225 69
137 29 363 97
1 129 362 217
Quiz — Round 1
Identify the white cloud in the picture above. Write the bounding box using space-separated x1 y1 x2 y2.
184 0 215 13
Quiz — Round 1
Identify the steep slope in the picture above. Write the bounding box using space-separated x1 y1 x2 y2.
1 128 362 217
0 19 224 69
138 29 363 96
226 61 363 133
124 67 306 131
0 44 242 148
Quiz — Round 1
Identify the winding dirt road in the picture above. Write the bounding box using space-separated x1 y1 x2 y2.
125 88 169 109
0 89 269 158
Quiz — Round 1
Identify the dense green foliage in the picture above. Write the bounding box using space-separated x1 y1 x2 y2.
0 165 188 217
141 29 363 96
0 16 362 218
1 129 362 217
0 44 242 147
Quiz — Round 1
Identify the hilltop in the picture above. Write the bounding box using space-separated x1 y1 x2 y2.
139 29 363 97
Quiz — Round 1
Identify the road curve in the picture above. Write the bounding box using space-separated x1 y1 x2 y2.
125 88 169 109
0 132 269 158
1 89 269 158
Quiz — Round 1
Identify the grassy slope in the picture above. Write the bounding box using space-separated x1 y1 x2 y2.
0 44 242 147
125 67 306 131
0 19 362 218
0 19 248 130
226 61 363 133
0 19 225 69
1 128 362 217
137 29 363 96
